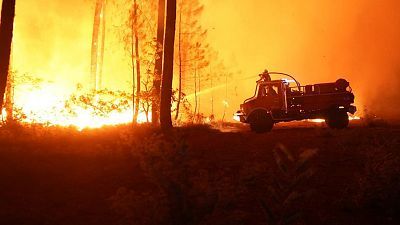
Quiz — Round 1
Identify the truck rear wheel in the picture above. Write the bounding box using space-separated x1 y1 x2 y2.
325 111 349 129
248 110 274 133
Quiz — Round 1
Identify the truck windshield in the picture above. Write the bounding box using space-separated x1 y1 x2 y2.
259 84 279 97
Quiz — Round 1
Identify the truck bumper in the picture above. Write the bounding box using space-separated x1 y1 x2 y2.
234 111 247 123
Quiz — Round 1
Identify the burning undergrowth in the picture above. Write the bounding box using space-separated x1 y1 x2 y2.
2 79 140 129
1 75 197 130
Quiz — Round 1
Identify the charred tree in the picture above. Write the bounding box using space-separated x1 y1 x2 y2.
210 66 214 116
90 0 106 90
130 2 136 123
4 65 14 121
194 56 198 120
98 1 106 89
152 0 165 125
3 46 14 121
160 0 176 130
90 0 101 90
0 0 16 114
132 0 141 122
175 10 182 121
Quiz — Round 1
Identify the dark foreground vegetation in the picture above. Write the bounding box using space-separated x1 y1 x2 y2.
1 121 400 225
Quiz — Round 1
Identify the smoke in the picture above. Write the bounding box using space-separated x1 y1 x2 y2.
12 0 92 86
4 0 133 93
349 1 400 119
202 0 400 120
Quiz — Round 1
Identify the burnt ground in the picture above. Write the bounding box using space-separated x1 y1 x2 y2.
0 121 400 225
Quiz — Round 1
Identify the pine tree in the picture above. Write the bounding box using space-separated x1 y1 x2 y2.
160 0 177 130
90 0 106 90
175 0 209 121
132 0 141 122
152 0 165 125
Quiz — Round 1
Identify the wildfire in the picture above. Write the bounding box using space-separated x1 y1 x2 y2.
3 85 150 130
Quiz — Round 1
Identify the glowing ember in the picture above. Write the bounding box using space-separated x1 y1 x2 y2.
308 116 361 123
308 119 325 123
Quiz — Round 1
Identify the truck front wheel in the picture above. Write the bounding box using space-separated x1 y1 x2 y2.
248 110 274 133
325 111 349 129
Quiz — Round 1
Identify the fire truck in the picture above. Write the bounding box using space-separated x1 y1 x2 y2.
235 70 357 133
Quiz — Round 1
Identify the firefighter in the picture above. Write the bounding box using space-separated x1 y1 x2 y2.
266 85 278 96
259 70 271 82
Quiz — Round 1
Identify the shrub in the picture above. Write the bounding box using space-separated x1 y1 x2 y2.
258 144 317 225
112 131 218 225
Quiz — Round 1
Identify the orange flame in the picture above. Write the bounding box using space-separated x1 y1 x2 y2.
4 84 150 130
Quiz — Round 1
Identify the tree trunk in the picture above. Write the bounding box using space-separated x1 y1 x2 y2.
145 108 149 122
210 67 214 116
222 72 228 122
152 0 165 125
194 65 197 121
196 43 201 117
133 0 141 123
198 56 201 116
198 69 201 115
98 1 106 90
131 2 136 123
0 0 16 114
90 0 105 90
4 64 13 121
175 10 182 121
160 0 176 130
